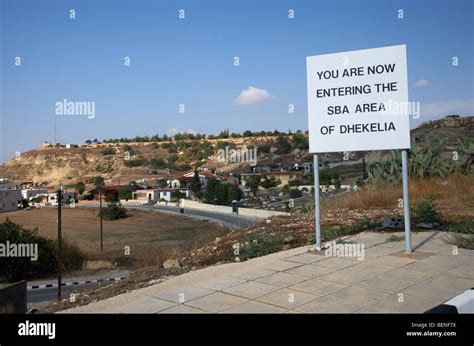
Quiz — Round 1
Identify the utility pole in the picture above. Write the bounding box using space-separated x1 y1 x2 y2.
99 188 103 252
57 187 62 301
362 157 367 180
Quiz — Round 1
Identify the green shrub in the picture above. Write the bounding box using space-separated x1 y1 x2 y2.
95 162 113 172
101 148 116 155
386 235 405 242
0 219 84 282
257 143 272 154
239 234 285 261
411 196 442 224
123 158 147 167
289 189 303 198
99 203 128 220
445 219 474 234
444 233 474 250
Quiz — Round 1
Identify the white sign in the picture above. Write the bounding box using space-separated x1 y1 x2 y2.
306 45 410 153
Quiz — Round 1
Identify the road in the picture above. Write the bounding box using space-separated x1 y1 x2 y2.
130 204 261 229
26 271 130 308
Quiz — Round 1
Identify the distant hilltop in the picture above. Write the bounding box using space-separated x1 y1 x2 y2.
0 115 472 188
411 115 473 149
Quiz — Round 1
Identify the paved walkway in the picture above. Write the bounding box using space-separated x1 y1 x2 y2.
62 231 474 313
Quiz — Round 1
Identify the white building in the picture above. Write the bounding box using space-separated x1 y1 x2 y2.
132 189 160 202
47 191 77 205
158 189 190 202
0 189 22 212
21 189 48 200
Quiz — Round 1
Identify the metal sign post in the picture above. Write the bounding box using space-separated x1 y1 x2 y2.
313 154 322 250
401 149 412 253
57 188 62 301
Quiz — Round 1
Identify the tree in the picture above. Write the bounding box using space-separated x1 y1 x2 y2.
218 129 229 139
260 175 280 189
119 187 132 200
245 175 261 195
275 134 291 154
191 168 201 197
289 189 303 198
171 190 185 200
288 179 302 187
98 203 127 220
203 178 242 205
243 130 253 137
88 176 105 189
75 181 86 196
85 139 92 144
292 131 309 150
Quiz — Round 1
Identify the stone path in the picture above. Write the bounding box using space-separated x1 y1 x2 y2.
62 231 474 313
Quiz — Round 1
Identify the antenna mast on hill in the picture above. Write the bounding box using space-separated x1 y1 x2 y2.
53 113 57 144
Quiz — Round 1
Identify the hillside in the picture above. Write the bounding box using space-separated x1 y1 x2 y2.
0 115 472 188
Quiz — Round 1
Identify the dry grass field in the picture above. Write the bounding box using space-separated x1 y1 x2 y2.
326 175 474 219
0 208 229 261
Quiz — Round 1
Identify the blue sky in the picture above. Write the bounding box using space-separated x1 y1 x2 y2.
1 0 473 163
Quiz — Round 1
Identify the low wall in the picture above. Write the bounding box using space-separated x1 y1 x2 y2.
0 281 27 314
181 200 287 218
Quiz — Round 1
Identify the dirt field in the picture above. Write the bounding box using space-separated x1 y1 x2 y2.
0 208 229 259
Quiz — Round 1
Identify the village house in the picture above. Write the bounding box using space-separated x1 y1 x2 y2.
47 191 78 205
0 189 22 212
21 188 48 200
132 188 190 202
86 185 129 201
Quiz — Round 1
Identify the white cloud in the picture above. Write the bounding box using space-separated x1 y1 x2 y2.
421 99 474 117
233 86 278 106
414 79 429 87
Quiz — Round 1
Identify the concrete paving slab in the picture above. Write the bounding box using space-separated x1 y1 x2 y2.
185 292 248 312
285 264 337 278
327 286 390 306
319 268 376 285
356 275 414 294
365 294 439 313
117 295 176 313
260 259 303 271
194 276 247 291
221 300 287 313
256 288 317 309
425 274 474 292
295 296 363 313
427 253 474 266
223 281 280 299
380 268 435 283
284 252 327 264
145 285 214 304
289 278 346 296
231 268 275 281
256 272 308 287
402 280 465 302
403 259 458 274
444 263 474 278
161 304 210 313
368 255 416 267
315 257 359 270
